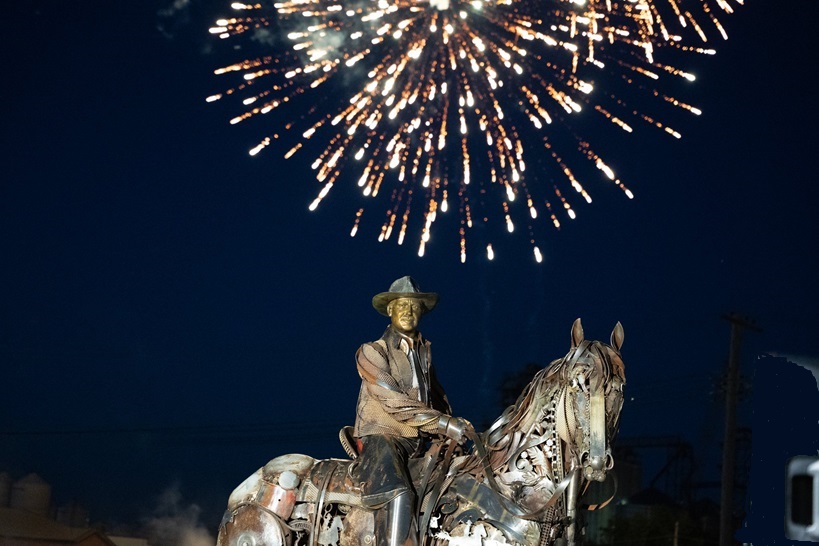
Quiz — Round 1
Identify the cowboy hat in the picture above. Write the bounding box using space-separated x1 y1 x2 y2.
372 276 438 316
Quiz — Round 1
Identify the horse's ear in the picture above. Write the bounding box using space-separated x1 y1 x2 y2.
611 322 624 351
571 318 584 348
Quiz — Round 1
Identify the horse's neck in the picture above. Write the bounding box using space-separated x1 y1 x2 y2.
480 377 573 493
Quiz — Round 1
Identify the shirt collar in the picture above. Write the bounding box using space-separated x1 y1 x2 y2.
384 326 423 353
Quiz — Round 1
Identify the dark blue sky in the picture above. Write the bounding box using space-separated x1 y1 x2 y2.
1 0 817 539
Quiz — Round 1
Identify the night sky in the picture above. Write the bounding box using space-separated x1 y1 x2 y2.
2 0 818 541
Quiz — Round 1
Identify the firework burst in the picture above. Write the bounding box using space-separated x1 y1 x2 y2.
208 0 742 262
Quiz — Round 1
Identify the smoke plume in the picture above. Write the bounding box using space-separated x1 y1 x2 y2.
142 484 214 546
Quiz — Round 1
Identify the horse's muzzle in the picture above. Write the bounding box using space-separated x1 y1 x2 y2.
581 450 614 482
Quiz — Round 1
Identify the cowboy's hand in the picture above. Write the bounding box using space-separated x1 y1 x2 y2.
437 415 473 445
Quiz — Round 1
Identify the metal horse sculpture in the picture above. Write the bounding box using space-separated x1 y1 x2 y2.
218 319 625 546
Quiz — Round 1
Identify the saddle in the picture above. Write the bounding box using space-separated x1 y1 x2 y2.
299 427 455 515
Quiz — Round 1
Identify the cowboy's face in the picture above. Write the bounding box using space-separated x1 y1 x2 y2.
387 297 424 335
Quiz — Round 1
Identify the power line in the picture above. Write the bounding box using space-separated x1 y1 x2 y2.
0 420 347 438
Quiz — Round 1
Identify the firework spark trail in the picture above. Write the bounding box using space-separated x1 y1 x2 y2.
208 0 742 262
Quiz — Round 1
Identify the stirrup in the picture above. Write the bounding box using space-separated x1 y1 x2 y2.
339 426 361 459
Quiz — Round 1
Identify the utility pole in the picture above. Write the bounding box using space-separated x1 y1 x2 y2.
718 313 761 546
673 520 680 546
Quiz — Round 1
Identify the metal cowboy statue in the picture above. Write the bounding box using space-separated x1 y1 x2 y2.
217 277 627 546
353 276 472 546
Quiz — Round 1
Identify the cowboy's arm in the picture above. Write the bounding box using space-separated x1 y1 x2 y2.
357 343 470 440
357 343 441 432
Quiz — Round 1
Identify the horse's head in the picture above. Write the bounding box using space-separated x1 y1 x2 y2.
481 319 626 516
550 319 626 482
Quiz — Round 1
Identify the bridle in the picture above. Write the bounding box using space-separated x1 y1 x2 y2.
553 340 622 483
